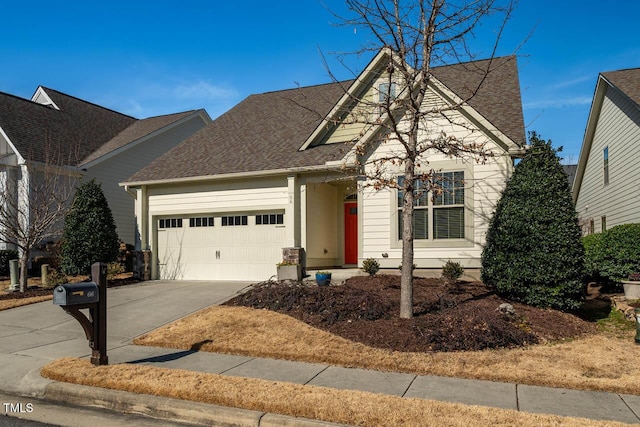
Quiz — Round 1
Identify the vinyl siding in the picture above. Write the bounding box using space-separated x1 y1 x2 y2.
360 87 512 268
147 178 288 215
575 85 640 231
84 115 207 244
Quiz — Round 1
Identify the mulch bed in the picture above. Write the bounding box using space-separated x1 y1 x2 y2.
225 275 596 353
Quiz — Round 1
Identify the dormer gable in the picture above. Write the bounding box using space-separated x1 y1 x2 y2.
299 48 525 157
31 86 60 110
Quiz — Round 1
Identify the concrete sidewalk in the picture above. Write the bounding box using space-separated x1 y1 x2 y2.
1 280 639 426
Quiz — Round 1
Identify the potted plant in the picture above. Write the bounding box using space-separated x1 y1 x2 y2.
622 273 640 299
276 262 302 281
315 271 332 286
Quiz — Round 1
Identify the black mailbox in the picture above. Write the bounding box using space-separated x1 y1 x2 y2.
53 282 99 306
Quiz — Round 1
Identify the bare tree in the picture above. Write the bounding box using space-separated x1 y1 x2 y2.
330 0 518 318
0 143 78 292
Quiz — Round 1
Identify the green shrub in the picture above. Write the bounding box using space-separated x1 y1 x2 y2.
442 260 464 284
0 250 18 276
582 233 602 281
481 132 585 310
362 258 380 276
583 223 640 287
61 179 120 276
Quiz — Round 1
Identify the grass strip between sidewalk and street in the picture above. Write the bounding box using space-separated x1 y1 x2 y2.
0 295 52 311
41 358 629 427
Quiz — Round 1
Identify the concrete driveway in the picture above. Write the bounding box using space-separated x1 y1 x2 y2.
0 280 251 396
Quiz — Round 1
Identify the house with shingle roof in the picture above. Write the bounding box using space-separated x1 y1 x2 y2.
573 68 640 234
121 49 525 281
0 86 211 249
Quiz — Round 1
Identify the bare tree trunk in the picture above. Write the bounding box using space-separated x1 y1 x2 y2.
400 140 416 319
19 249 29 293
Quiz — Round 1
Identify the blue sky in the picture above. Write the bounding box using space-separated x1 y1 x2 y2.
2 1 639 163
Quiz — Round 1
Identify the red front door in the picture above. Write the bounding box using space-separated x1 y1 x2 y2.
344 202 358 264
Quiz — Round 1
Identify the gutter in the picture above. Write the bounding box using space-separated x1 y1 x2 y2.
119 162 357 188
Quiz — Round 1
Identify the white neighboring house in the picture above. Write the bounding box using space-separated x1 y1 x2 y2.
573 68 640 234
121 50 526 282
0 86 211 253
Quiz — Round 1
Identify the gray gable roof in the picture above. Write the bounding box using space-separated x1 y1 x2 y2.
602 68 640 107
0 87 197 167
432 56 525 147
80 110 199 165
126 55 525 184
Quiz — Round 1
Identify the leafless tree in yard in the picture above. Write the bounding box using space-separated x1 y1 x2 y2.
329 0 519 318
0 141 79 292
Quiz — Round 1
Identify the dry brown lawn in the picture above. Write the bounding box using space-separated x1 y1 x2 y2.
134 305 640 395
42 358 629 427
0 295 52 311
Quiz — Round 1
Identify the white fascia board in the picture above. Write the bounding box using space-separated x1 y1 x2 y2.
299 48 392 151
0 126 25 164
80 109 210 169
119 162 357 188
572 75 607 202
31 86 60 110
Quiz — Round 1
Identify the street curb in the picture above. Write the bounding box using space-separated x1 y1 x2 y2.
43 381 348 427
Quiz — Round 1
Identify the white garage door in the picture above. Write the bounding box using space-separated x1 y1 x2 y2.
156 213 286 281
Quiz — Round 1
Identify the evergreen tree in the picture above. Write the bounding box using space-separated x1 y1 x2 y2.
61 179 119 275
481 132 585 310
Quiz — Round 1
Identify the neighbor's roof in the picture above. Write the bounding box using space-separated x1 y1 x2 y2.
80 110 199 165
0 87 199 167
125 55 525 184
601 68 640 107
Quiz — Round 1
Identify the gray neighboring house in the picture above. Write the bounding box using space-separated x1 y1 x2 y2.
0 86 211 249
573 68 640 234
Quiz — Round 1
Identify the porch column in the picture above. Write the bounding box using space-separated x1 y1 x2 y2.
285 175 301 247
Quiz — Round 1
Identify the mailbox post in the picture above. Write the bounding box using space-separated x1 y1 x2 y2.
53 262 108 365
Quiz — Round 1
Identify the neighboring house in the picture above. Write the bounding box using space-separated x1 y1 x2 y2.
573 68 640 235
563 164 577 187
0 86 211 249
121 49 525 281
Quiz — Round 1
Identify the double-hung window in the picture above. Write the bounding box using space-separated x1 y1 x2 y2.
397 171 465 241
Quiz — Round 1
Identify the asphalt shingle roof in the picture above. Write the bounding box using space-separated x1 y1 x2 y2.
80 111 198 165
602 68 640 107
0 87 197 167
126 55 525 183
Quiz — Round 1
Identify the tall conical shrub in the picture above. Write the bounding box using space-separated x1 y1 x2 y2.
481 132 585 310
61 179 119 275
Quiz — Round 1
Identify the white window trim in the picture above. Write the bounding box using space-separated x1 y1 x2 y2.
390 162 474 249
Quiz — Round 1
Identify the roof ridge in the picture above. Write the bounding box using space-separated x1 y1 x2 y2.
0 90 62 110
602 66 640 75
38 86 137 120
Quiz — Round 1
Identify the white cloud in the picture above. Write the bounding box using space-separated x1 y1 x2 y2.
172 81 237 101
524 96 592 109
548 75 593 90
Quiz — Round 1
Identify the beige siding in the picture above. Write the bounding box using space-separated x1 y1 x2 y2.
576 86 640 231
147 178 288 214
305 183 339 265
147 177 289 281
84 115 207 244
360 87 512 268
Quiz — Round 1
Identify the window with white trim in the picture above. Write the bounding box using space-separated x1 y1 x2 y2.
397 171 465 241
